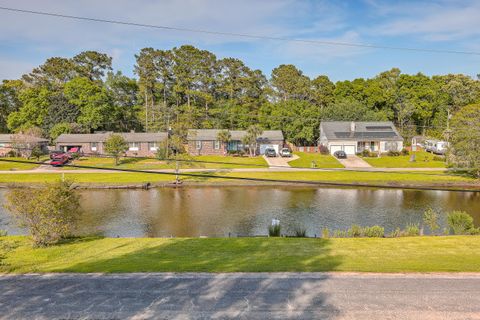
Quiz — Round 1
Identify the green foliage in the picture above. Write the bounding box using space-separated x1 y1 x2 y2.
4 180 81 247
321 227 330 238
447 211 477 235
363 226 385 238
449 104 480 177
293 228 307 238
268 224 281 237
0 230 7 237
405 223 420 236
423 208 440 234
30 145 43 161
104 134 128 165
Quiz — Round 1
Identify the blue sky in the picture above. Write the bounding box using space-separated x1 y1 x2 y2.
0 0 479 81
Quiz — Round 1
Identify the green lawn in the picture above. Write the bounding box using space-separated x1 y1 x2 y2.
0 170 475 186
362 151 446 168
1 236 479 273
71 155 267 170
0 157 42 171
289 152 343 168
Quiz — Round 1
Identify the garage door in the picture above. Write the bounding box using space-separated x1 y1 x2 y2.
260 144 279 155
329 145 342 155
344 145 356 155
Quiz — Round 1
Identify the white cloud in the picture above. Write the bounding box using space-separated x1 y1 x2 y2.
366 0 480 41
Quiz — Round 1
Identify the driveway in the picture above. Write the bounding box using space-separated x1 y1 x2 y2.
337 155 371 168
1 273 480 319
263 154 299 168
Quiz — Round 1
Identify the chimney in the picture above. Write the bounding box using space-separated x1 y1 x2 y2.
350 121 356 132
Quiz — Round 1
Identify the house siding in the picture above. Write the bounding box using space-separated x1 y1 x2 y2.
187 139 284 156
56 141 159 157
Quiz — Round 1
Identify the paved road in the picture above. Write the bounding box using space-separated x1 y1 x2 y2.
1 273 479 319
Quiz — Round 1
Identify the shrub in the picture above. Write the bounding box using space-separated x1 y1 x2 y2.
447 211 476 235
347 224 363 237
0 230 7 237
319 145 330 155
363 225 384 238
389 227 402 238
360 150 378 157
405 223 420 236
333 230 347 238
423 207 440 234
400 148 410 156
321 227 330 238
433 155 445 161
387 150 401 156
4 180 82 247
293 228 307 238
268 224 281 237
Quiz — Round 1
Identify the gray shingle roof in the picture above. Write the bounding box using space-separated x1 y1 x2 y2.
56 132 168 143
320 121 403 141
0 134 48 143
187 129 284 141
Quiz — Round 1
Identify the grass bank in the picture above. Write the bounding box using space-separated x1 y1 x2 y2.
71 155 268 170
1 236 479 273
362 151 446 168
0 170 477 189
0 157 45 171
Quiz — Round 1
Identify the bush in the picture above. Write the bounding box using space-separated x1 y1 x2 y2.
387 150 401 156
447 211 477 235
363 225 385 238
423 207 439 234
389 227 402 238
347 224 363 237
4 180 81 247
0 230 7 237
432 155 445 161
319 145 330 155
359 150 378 157
268 224 281 237
333 230 347 238
293 228 307 238
401 148 410 156
405 223 420 236
321 227 330 238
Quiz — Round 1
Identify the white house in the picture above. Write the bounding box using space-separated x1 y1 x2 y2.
319 121 404 155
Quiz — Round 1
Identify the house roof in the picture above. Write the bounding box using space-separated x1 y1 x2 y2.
187 129 284 141
56 132 168 143
320 121 403 141
0 134 48 143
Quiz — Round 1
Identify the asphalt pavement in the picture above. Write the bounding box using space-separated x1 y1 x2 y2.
1 273 480 319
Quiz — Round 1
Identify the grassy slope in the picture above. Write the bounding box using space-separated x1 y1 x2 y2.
362 151 446 168
1 236 479 273
0 157 42 171
289 152 343 168
72 155 267 170
0 170 475 185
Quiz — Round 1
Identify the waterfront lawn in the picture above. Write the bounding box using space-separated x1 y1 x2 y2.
1 236 480 273
72 155 267 170
362 151 446 168
0 170 475 186
0 157 42 171
289 152 343 168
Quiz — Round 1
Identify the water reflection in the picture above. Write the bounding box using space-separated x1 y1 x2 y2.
0 187 478 237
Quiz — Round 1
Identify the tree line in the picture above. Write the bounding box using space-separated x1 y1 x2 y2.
1 45 480 145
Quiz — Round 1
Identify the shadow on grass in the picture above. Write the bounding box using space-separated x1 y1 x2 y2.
0 238 343 319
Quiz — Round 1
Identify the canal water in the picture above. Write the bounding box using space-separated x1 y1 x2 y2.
0 187 478 237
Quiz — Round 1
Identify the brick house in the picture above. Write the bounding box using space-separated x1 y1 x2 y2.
187 129 284 156
55 132 168 157
0 134 49 157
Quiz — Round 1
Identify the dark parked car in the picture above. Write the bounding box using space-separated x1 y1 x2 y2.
333 150 347 159
279 148 292 157
49 150 65 160
265 148 277 157
50 155 69 167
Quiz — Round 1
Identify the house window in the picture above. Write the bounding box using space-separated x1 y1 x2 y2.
148 142 158 151
370 141 375 151
196 141 202 150
129 142 139 151
91 142 98 151
214 140 220 150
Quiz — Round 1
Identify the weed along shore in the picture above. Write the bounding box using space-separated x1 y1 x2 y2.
1 236 480 273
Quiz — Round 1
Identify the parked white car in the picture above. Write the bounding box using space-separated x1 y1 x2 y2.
425 140 448 155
